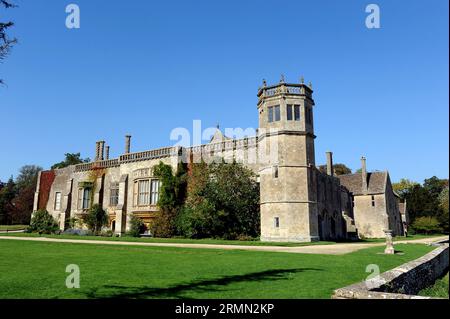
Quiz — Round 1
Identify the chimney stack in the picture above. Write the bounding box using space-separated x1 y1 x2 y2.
95 141 101 161
125 135 131 154
361 156 368 193
105 145 110 160
99 141 105 161
326 151 334 176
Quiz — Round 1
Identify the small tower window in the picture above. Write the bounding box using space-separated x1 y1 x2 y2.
286 104 293 120
294 105 301 121
274 105 280 121
268 105 280 122
268 106 274 123
274 217 280 228
371 195 375 207
273 166 279 178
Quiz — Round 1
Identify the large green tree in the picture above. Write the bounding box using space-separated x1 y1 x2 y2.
400 176 449 234
0 177 16 224
178 161 260 240
12 165 42 224
392 178 419 199
51 153 90 170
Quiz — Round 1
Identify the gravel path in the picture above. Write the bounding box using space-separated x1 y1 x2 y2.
0 235 447 255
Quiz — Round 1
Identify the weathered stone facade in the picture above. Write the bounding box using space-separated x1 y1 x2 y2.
33 79 403 241
338 158 404 238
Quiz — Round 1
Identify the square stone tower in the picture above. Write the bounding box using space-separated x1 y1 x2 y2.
257 77 318 242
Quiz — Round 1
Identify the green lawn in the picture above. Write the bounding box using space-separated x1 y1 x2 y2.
0 239 435 299
0 225 28 231
418 272 449 298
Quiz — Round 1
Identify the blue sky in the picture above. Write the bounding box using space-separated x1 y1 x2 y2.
0 0 448 183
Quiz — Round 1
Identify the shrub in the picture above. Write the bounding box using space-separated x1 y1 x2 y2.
127 215 146 237
27 210 59 234
150 210 177 238
82 204 108 235
178 161 260 239
412 216 442 234
100 229 114 237
64 217 78 229
62 228 93 236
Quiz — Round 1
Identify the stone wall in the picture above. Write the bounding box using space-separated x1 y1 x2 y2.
333 243 449 299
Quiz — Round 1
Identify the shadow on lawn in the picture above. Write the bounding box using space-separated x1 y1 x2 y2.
82 268 322 299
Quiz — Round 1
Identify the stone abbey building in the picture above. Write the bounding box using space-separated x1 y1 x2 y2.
33 78 404 241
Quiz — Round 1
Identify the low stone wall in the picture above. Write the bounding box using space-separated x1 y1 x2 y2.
333 243 449 299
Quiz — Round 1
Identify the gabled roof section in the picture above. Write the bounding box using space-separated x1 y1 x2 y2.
209 128 232 144
338 171 388 195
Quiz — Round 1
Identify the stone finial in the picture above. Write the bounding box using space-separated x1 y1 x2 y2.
300 76 305 84
262 79 267 87
216 122 220 129
384 230 395 254
280 74 285 83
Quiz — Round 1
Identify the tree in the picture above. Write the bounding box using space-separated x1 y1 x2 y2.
82 204 108 234
150 162 187 237
27 210 59 234
0 177 16 224
423 176 448 199
51 153 90 170
438 187 449 232
15 165 42 190
0 0 17 85
127 215 146 237
178 161 260 240
318 163 352 176
12 165 42 224
411 216 442 235
392 178 419 199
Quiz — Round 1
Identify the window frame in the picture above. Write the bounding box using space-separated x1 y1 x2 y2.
150 179 160 205
294 105 300 121
137 179 151 206
268 106 274 123
109 183 119 207
274 217 280 228
286 104 293 121
82 188 91 210
274 105 280 121
54 192 62 211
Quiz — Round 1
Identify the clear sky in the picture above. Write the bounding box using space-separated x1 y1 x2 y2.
0 0 448 183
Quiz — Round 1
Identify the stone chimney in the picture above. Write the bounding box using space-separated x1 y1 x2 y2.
125 135 131 154
361 156 368 193
99 141 105 161
105 145 110 160
95 141 101 161
326 151 334 176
